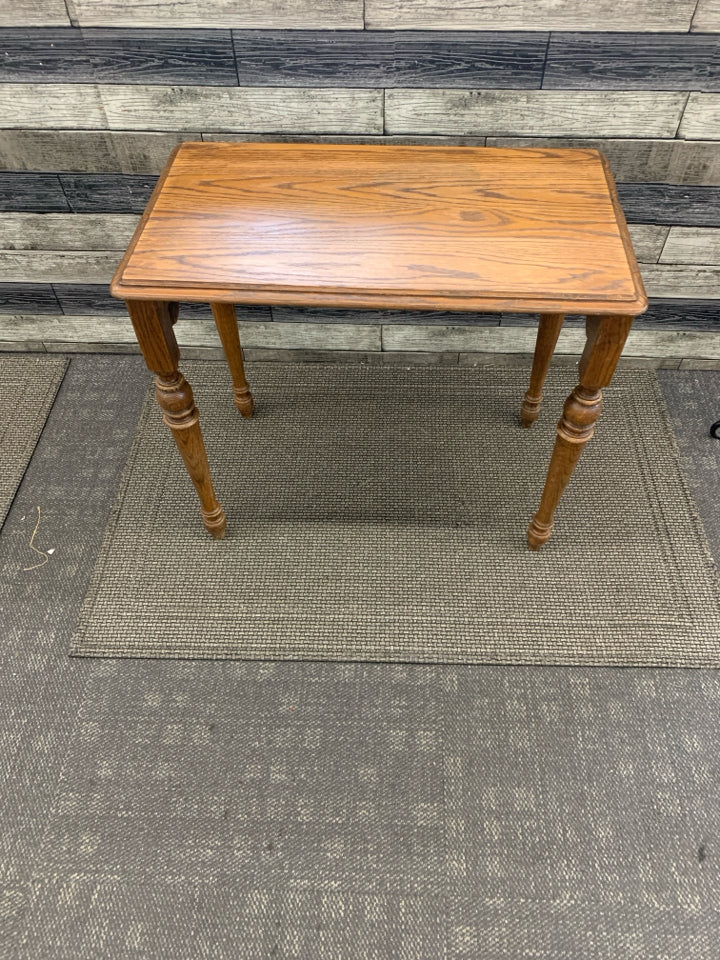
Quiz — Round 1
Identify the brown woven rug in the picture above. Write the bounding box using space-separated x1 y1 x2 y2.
71 361 720 666
0 354 68 528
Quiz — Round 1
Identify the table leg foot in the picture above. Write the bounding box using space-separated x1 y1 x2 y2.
527 516 554 550
212 302 255 418
521 313 564 428
202 504 227 539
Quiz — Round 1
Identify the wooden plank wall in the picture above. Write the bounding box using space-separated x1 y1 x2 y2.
0 1 719 357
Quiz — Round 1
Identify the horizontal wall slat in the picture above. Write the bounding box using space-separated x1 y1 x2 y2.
0 131 195 174
0 213 139 250
0 283 60 314
544 34 720 91
0 0 70 26
365 0 697 32
680 93 720 139
660 227 720 264
616 184 720 226
641 264 720 299
0 28 237 85
0 251 121 283
0 172 68 212
385 90 687 138
58 174 159 212
487 138 720 186
230 30 547 88
71 0 364 29
628 225 669 263
693 0 720 32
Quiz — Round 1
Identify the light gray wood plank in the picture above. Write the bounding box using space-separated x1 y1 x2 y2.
0 131 196 174
629 225 669 264
385 90 686 138
72 0 363 28
693 0 720 31
0 339 48 352
244 348 384 363
383 323 720 359
679 94 720 141
487 137 720 186
366 0 696 31
102 86 382 134
660 227 720 265
679 358 720 369
0 214 139 251
641 264 720 299
0 84 106 129
0 251 120 283
0 0 70 25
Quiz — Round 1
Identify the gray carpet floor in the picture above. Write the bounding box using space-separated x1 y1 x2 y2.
1 355 720 959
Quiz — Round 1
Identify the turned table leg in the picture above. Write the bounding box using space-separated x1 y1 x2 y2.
527 314 633 550
126 299 227 539
212 302 254 417
521 313 565 427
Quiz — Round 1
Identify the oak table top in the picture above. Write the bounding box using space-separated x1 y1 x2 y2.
111 141 647 317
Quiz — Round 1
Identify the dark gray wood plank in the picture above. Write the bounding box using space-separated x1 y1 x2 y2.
58 174 157 212
544 34 720 91
53 284 271 321
633 299 720 329
231 30 546 88
366 0 696 31
617 183 720 226
0 173 68 212
0 28 237 86
0 282 59 314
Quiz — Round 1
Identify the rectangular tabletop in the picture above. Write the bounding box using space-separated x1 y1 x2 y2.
111 142 647 315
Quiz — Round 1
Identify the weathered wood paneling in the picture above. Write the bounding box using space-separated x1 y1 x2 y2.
231 30 546 88
0 213 139 250
0 130 195 173
0 172 68 212
52 283 270 320
488 137 720 186
385 90 686 138
661 227 720 265
679 94 720 140
617 184 720 226
693 0 720 31
71 0 364 29
271 306 500 325
641 264 720 299
366 0 697 32
0 0 70 26
0 28 237 85
100 85 383 133
628 225 670 263
0 83 106 128
633 299 720 329
544 34 720 91
0 283 59 314
0 251 121 283
59 174 157 212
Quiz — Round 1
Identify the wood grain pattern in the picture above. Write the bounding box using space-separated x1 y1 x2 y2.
0 213 138 250
58 174 157 212
0 84 106 128
488 138 720 186
72 0 363 28
231 30 546 88
365 0 697 32
0 251 120 283
0 172 68 212
628 225 669 263
660 227 720 265
385 90 687 138
693 0 720 31
679 94 720 140
0 130 194 174
112 142 646 314
100 85 382 134
641 264 720 299
0 0 70 26
616 183 720 227
0 28 236 85
544 34 720 91
0 283 59 314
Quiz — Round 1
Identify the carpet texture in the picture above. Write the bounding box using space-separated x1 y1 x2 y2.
0 355 68 528
71 362 720 666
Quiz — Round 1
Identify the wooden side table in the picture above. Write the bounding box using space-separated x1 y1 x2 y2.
111 142 647 549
